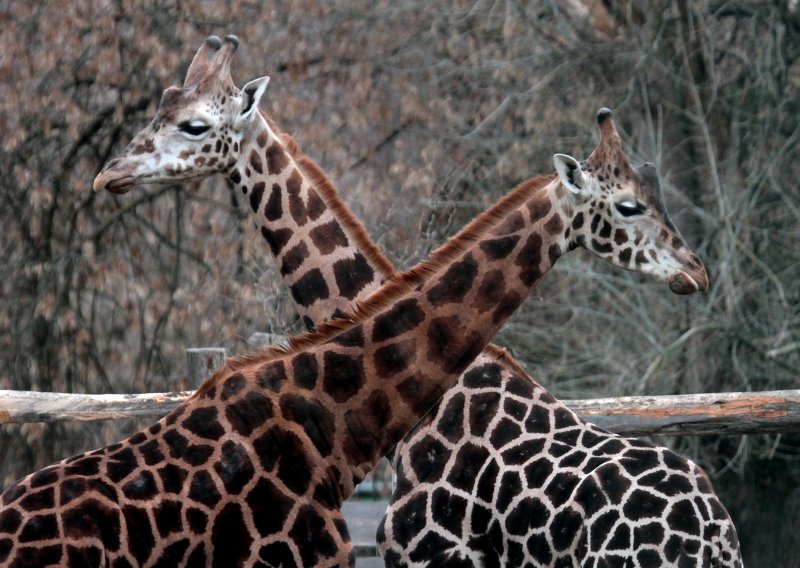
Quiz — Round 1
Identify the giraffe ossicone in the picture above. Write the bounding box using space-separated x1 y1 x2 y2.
0 35 740 567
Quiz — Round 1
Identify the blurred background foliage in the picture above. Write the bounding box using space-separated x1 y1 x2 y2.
0 0 798 563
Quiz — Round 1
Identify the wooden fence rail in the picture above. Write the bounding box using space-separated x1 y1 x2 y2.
1 387 799 437
1 346 797 437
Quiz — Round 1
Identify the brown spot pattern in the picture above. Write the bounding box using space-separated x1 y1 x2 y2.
323 352 366 403
249 149 263 174
374 338 416 379
527 194 552 223
333 254 375 300
480 235 520 261
492 211 525 236
261 226 293 256
250 181 266 212
471 269 506 312
265 184 283 221
427 253 479 307
290 268 330 307
516 233 543 286
280 241 310 276
266 142 289 175
372 298 425 343
310 220 349 255
286 169 308 226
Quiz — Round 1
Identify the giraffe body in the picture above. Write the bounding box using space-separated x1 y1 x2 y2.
76 35 742 566
381 357 741 567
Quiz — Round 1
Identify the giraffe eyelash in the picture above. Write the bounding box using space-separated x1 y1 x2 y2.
178 120 211 138
615 201 645 217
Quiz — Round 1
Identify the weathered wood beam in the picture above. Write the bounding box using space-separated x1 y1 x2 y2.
569 390 800 436
0 390 190 424
1 389 799 436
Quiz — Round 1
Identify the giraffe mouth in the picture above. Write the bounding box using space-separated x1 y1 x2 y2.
106 176 136 194
93 173 136 194
668 271 705 295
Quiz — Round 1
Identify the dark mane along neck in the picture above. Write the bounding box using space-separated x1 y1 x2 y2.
260 111 396 280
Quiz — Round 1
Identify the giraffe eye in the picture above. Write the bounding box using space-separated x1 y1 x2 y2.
178 120 211 138
615 200 645 217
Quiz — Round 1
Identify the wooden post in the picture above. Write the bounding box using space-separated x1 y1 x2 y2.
186 347 227 389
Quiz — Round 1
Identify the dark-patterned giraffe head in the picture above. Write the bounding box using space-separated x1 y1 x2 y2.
553 108 708 294
93 35 269 193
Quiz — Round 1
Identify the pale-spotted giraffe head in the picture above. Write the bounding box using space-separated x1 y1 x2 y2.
553 108 708 294
93 35 269 193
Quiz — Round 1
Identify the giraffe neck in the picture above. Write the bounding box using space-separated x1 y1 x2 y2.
207 173 570 491
219 114 573 493
227 113 394 330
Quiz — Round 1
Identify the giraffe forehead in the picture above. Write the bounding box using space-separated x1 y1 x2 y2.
156 85 232 124
590 163 664 207
155 86 193 121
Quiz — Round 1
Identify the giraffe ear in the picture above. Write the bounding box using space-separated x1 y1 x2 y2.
235 76 270 130
553 153 590 201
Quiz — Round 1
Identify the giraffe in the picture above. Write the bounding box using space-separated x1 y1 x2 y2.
94 37 392 332
3 64 713 567
90 36 742 566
